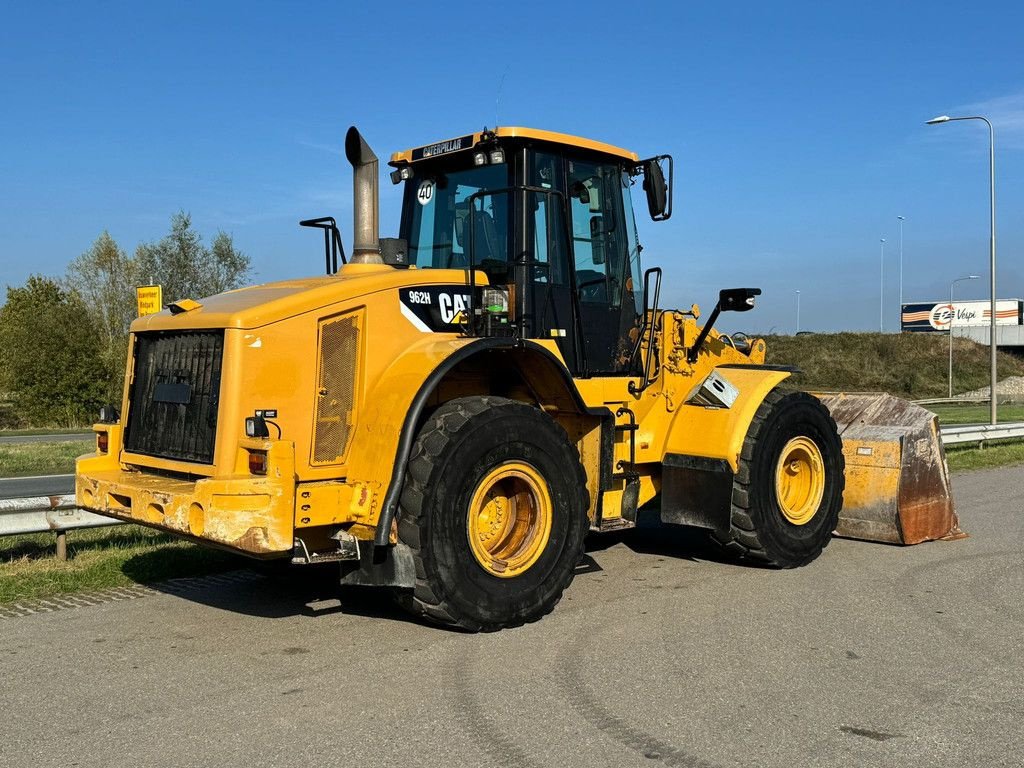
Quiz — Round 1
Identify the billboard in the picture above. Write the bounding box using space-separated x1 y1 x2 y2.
901 300 1022 332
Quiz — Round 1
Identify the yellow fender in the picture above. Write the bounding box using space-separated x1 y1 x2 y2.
662 367 793 471
658 366 791 531
344 336 605 545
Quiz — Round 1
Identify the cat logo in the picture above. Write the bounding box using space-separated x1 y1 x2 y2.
438 293 469 324
399 286 473 332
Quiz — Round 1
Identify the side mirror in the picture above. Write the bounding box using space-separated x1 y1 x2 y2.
641 155 673 221
719 287 761 312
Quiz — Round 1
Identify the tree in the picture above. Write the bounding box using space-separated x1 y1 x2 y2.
134 211 251 303
0 276 108 426
66 232 138 401
64 214 252 400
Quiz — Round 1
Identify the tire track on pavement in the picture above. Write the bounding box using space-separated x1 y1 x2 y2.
554 617 722 768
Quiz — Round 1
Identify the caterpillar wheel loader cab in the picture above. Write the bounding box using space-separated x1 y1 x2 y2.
76 126 959 632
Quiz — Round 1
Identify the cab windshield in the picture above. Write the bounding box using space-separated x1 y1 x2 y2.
399 160 511 272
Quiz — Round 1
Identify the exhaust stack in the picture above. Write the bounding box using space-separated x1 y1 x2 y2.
345 126 382 264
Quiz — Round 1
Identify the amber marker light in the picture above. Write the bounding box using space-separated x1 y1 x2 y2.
248 451 268 475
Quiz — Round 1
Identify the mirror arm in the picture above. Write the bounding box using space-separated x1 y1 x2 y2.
687 302 722 364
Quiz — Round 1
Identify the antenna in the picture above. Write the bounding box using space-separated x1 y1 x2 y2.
495 68 508 127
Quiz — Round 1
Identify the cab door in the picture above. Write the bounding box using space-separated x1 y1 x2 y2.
523 149 643 378
565 157 643 376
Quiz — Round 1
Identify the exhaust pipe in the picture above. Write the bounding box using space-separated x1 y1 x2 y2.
344 126 382 264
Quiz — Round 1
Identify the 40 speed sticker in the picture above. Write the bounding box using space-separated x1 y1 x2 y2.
416 180 434 205
399 286 472 332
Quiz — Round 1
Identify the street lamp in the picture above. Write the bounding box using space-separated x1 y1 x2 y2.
948 274 980 398
897 216 905 317
879 238 886 332
796 290 801 334
927 114 997 423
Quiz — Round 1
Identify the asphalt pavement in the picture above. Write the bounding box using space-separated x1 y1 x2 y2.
0 474 75 498
1 466 1021 768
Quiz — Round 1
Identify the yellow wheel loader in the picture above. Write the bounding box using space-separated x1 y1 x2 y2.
76 126 959 631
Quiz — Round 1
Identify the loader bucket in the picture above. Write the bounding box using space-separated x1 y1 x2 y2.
816 393 963 545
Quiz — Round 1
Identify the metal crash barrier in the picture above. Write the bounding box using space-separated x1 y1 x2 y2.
0 494 120 560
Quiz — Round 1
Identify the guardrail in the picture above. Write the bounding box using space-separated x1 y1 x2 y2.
0 494 119 560
913 396 991 406
939 421 1024 446
3 421 1024 556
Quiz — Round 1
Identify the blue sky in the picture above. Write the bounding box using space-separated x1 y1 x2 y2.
1 1 1022 334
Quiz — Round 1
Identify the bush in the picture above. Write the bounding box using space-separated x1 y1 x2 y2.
0 276 109 427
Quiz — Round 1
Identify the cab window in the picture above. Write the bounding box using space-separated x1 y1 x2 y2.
567 160 628 306
401 162 510 273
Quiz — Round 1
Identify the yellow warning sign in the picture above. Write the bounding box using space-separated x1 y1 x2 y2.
136 285 163 316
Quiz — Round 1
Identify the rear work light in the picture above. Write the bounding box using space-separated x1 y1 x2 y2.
97 432 109 454
248 450 268 475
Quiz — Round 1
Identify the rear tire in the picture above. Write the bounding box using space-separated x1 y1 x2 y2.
398 396 589 631
712 389 845 568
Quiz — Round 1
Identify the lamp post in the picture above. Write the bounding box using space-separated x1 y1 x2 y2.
879 238 886 332
948 274 980 398
927 114 997 423
796 290 801 334
897 216 905 319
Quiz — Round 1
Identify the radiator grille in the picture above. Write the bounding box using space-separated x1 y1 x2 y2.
312 314 359 464
124 331 224 464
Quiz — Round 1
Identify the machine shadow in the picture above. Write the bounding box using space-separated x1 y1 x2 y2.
582 509 741 568
121 552 421 624
120 513 742 623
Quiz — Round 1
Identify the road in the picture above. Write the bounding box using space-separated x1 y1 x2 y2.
0 474 74 498
1 466 1021 768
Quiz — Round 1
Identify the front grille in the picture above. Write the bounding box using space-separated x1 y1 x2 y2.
124 331 224 464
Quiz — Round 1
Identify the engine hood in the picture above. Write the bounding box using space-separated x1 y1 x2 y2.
130 265 479 332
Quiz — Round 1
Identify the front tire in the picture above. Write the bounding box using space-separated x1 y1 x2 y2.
712 389 845 568
398 396 589 631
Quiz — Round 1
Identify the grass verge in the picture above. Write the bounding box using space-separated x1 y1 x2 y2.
0 440 92 478
0 525 244 605
946 441 1024 472
930 403 1024 425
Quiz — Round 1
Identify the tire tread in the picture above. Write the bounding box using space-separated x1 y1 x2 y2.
398 396 589 631
711 390 846 568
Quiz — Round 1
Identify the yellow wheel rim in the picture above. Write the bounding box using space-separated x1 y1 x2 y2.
774 436 825 526
467 462 553 578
